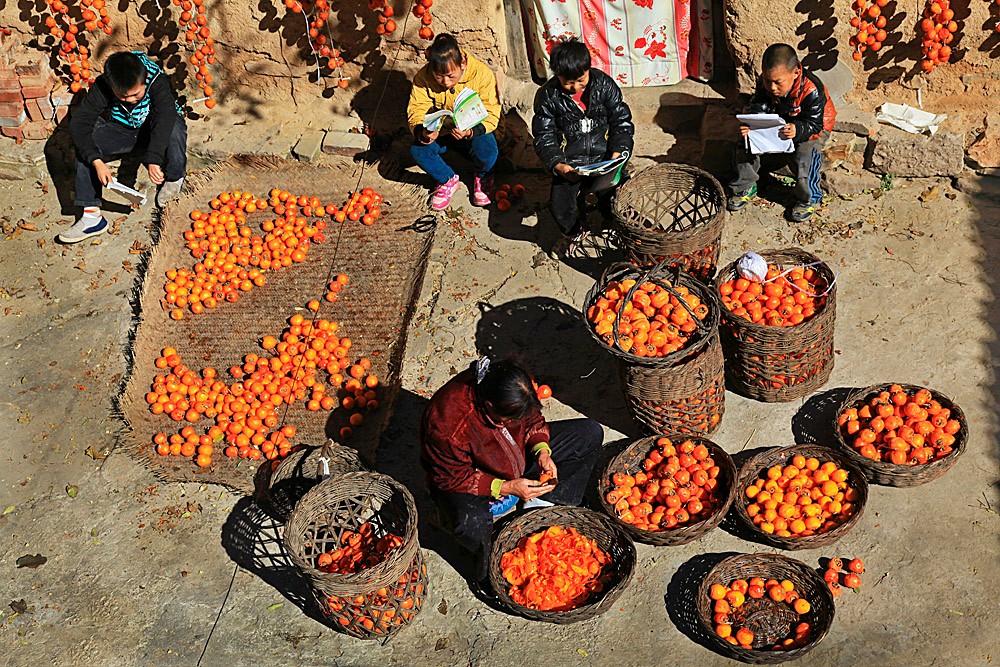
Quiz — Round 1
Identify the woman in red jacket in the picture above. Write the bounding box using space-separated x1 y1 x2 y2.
420 358 603 581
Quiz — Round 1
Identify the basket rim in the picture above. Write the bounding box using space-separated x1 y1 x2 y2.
830 382 968 480
715 248 837 334
613 163 726 238
732 443 869 550
696 552 836 661
584 262 720 368
488 506 636 623
283 471 419 591
596 434 738 545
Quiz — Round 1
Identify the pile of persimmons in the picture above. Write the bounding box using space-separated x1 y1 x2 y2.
718 265 827 328
164 187 382 320
323 559 425 634
587 278 710 357
149 290 382 469
837 384 960 464
709 577 814 651
743 455 859 538
605 436 724 531
315 522 402 574
500 526 610 612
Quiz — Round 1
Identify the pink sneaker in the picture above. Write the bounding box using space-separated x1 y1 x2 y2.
429 174 460 211
472 175 493 207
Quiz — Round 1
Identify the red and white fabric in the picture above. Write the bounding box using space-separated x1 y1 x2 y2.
522 0 714 87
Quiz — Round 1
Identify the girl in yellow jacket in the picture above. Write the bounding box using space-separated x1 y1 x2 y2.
407 34 501 211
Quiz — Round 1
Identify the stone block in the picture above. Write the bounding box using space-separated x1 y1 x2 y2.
967 112 1000 170
821 166 881 197
25 96 54 122
22 119 53 140
292 129 326 162
868 125 964 178
19 83 53 100
833 107 878 136
321 129 369 156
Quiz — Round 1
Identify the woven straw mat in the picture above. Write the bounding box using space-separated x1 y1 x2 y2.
117 155 434 492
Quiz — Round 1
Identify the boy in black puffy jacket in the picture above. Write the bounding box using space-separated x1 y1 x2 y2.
532 39 634 257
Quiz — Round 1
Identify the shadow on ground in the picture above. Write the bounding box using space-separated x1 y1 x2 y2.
474 296 638 436
791 386 856 445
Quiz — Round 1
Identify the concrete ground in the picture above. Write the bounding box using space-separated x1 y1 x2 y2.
1 93 999 667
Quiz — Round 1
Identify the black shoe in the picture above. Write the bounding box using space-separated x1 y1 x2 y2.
727 184 757 212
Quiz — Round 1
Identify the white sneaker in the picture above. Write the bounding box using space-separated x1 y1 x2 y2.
156 178 184 208
57 215 108 244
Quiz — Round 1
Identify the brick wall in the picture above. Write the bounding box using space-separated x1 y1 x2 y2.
0 33 69 143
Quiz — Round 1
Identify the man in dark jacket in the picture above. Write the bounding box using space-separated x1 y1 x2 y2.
532 39 634 258
60 51 187 244
728 44 836 223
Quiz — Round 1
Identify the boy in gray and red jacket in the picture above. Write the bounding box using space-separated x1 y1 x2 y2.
728 44 836 223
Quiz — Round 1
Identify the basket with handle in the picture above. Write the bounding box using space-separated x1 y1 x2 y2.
261 439 366 521
612 163 727 281
584 261 725 435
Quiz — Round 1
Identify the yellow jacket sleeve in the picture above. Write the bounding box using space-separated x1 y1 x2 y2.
407 66 436 136
466 54 501 134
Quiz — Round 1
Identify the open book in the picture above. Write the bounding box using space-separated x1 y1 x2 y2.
423 88 489 133
575 152 630 191
108 178 148 207
736 113 794 155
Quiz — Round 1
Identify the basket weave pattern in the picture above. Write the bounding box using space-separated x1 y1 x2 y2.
832 383 968 487
616 335 725 436
613 163 726 281
263 441 366 521
313 550 427 641
717 248 837 403
284 472 419 598
488 506 636 624
695 553 835 664
597 435 737 546
733 444 869 551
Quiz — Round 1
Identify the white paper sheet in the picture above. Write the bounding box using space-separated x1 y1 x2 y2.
108 178 147 207
876 103 947 136
737 113 794 155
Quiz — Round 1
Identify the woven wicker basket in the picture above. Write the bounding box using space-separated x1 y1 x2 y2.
832 383 968 487
313 549 427 642
613 163 726 281
488 506 636 624
717 248 836 403
262 440 366 521
584 262 720 367
597 435 737 546
284 472 419 598
733 444 868 550
696 553 835 664
616 335 725 436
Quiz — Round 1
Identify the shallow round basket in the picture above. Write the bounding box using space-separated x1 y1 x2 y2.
597 435 737 546
488 506 636 624
696 553 835 664
733 444 868 551
284 472 419 597
584 261 720 368
832 383 968 487
313 549 427 643
262 440 366 521
613 163 726 281
716 248 837 403
615 334 725 436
